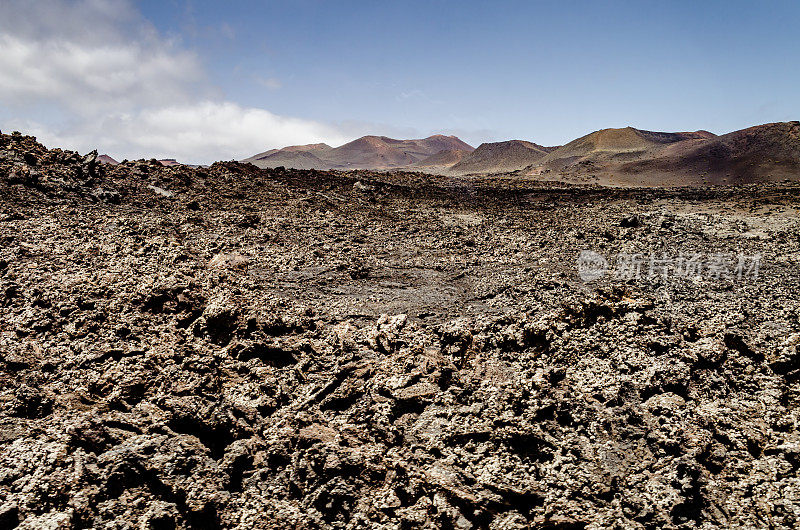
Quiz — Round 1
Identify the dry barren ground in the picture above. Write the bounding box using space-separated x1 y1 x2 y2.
2 132 800 528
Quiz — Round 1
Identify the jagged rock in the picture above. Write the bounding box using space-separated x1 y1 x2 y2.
620 214 640 227
208 252 250 270
0 130 798 528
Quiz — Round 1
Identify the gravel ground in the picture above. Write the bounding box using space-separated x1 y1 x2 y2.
2 131 800 529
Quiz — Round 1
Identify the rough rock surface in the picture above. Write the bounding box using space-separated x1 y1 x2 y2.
2 131 800 528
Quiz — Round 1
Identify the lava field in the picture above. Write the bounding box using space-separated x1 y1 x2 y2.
2 131 800 529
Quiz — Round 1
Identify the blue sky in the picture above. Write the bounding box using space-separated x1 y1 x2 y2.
1 1 798 162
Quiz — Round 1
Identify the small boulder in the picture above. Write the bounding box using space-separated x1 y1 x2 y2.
353 181 374 193
208 252 250 270
620 215 640 228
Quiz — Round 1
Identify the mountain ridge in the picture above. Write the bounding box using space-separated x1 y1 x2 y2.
450 140 557 174
243 134 474 170
242 122 800 185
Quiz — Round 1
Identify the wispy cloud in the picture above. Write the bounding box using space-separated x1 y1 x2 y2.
398 89 426 101
220 22 236 40
256 76 283 91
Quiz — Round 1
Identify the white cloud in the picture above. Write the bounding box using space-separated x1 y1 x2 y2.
0 34 205 112
16 102 349 163
0 0 352 163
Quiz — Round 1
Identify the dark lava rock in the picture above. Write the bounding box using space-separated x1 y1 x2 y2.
0 130 799 528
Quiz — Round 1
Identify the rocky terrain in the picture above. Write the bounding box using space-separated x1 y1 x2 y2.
2 130 800 529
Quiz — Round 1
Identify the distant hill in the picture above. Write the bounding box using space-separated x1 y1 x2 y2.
98 154 119 165
616 121 800 185
241 122 800 185
243 143 334 170
247 150 329 170
324 136 418 168
449 140 555 174
533 127 716 174
242 143 332 169
244 135 473 170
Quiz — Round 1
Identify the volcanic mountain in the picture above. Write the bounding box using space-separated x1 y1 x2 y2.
98 154 119 165
243 143 333 170
242 122 800 184
244 135 473 170
527 122 800 185
449 140 556 174
618 121 800 185
248 143 332 160
532 127 716 174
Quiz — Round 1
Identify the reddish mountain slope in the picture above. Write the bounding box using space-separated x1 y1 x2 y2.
241 122 800 184
619 121 800 184
245 135 473 170
534 127 717 173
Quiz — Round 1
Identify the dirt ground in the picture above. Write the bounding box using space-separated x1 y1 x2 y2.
2 131 800 528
